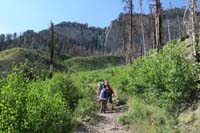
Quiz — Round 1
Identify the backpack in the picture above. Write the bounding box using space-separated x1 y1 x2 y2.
101 88 109 99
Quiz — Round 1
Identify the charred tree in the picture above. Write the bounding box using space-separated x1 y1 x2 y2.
49 22 54 78
123 0 134 64
121 21 129 64
191 0 200 62
167 17 171 41
150 4 156 49
129 0 133 64
155 0 163 51
167 2 172 41
140 0 146 56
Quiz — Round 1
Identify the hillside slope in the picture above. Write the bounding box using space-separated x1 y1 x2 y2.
0 48 126 77
64 56 125 72
0 48 67 77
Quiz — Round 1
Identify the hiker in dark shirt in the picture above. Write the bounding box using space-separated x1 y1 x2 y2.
105 80 114 110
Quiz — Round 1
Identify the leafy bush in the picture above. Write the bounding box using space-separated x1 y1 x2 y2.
74 98 96 120
25 81 73 132
129 43 199 115
0 67 81 132
49 74 80 110
119 97 176 133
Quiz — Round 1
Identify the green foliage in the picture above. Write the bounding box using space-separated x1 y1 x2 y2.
129 43 199 115
71 65 133 104
119 97 176 133
49 74 80 110
68 40 199 130
0 66 93 132
64 56 125 73
1 38 199 132
74 98 96 120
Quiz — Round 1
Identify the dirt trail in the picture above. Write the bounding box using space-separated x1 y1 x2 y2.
77 104 134 133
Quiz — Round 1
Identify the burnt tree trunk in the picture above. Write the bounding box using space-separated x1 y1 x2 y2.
122 0 134 64
129 0 133 64
155 0 162 51
122 21 129 64
191 0 200 62
140 0 146 56
150 4 156 49
167 16 171 41
49 22 54 78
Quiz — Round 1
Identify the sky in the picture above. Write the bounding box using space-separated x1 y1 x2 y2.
0 0 188 34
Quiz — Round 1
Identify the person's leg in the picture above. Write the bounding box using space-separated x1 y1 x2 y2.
98 99 101 109
100 100 103 113
105 98 108 111
103 100 106 113
109 94 114 110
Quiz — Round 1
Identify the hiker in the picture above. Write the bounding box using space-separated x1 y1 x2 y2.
105 80 114 110
96 82 104 109
96 82 104 96
99 84 109 113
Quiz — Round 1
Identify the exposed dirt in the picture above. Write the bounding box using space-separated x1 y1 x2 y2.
77 104 135 133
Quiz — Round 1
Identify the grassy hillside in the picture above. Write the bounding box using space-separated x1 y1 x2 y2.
0 48 126 78
0 48 68 78
64 56 125 72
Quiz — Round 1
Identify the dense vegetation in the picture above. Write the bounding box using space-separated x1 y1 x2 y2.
129 42 198 115
1 38 200 132
0 49 125 132
71 39 200 132
0 65 95 132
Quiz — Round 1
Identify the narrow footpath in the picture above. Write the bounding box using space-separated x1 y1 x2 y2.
77 104 135 133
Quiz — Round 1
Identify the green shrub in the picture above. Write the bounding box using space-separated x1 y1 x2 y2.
74 98 96 119
119 97 176 132
49 74 80 110
0 68 76 132
26 81 73 132
129 44 199 115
